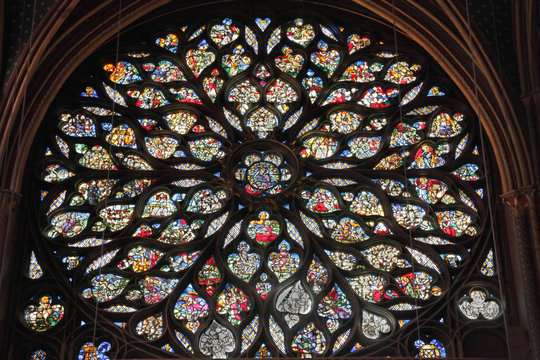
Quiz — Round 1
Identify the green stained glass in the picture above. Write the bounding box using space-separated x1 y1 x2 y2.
24 295 64 332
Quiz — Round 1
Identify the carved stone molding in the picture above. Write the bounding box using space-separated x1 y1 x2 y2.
502 186 540 360
501 188 532 215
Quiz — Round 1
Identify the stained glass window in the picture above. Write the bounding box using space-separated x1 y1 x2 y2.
14 8 504 359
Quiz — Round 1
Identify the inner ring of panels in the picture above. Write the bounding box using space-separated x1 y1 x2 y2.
35 9 486 359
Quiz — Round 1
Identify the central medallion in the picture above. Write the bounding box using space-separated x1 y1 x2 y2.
229 140 298 197
246 160 280 190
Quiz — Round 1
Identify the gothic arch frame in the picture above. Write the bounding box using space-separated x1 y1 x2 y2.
0 0 537 358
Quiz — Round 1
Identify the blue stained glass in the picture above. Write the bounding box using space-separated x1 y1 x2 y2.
78 341 112 360
255 17 271 31
241 316 259 351
267 26 281 54
175 330 194 353
81 86 98 98
156 33 178 52
245 26 258 54
320 25 338 40
298 117 319 136
300 211 323 237
427 86 445 96
223 108 243 131
414 339 446 358
269 316 286 354
189 26 205 40
401 82 423 105
28 251 43 279
283 107 303 130
55 136 70 157
30 349 47 360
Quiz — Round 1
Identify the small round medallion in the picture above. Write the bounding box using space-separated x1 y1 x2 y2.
229 140 298 197
246 161 280 191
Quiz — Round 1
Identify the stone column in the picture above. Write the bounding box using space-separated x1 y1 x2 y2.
502 189 540 360
524 188 540 297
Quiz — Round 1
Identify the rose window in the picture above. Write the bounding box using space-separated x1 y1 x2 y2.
24 12 491 359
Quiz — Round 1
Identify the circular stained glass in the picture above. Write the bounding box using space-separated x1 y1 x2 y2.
248 161 279 188
231 141 297 197
29 10 487 359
